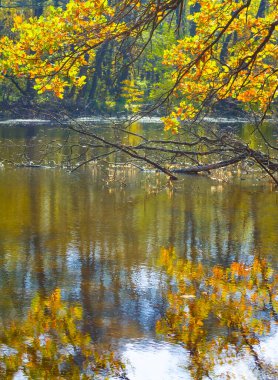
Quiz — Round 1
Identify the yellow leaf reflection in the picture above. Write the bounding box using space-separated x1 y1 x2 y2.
157 248 278 379
0 290 125 379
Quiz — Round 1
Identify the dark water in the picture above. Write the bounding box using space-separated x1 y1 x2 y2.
0 121 277 379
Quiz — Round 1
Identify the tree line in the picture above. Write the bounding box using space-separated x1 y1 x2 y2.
0 0 277 183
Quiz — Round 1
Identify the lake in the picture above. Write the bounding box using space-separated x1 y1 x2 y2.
0 120 277 379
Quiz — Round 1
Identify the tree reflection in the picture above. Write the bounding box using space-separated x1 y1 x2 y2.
0 289 125 379
157 248 278 379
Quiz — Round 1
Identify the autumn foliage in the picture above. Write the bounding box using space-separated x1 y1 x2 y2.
0 0 129 98
157 247 278 379
0 289 124 379
0 0 276 127
162 0 278 132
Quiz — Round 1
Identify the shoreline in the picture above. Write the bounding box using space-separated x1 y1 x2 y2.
0 115 277 126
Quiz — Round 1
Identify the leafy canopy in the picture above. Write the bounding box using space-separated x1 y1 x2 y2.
0 0 277 127
0 0 127 98
163 0 278 132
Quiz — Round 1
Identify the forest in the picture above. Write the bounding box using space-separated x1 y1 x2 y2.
0 0 277 182
0 1 277 379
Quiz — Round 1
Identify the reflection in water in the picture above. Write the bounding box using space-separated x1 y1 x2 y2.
0 168 277 324
0 121 276 170
122 340 189 380
0 290 125 379
0 122 277 378
157 248 278 379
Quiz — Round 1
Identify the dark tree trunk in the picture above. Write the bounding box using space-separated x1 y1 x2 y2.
189 2 200 37
256 0 268 18
32 0 45 17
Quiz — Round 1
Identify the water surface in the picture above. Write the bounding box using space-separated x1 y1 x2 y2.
0 122 277 378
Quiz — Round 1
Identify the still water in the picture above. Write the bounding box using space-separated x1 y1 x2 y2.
0 121 277 379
